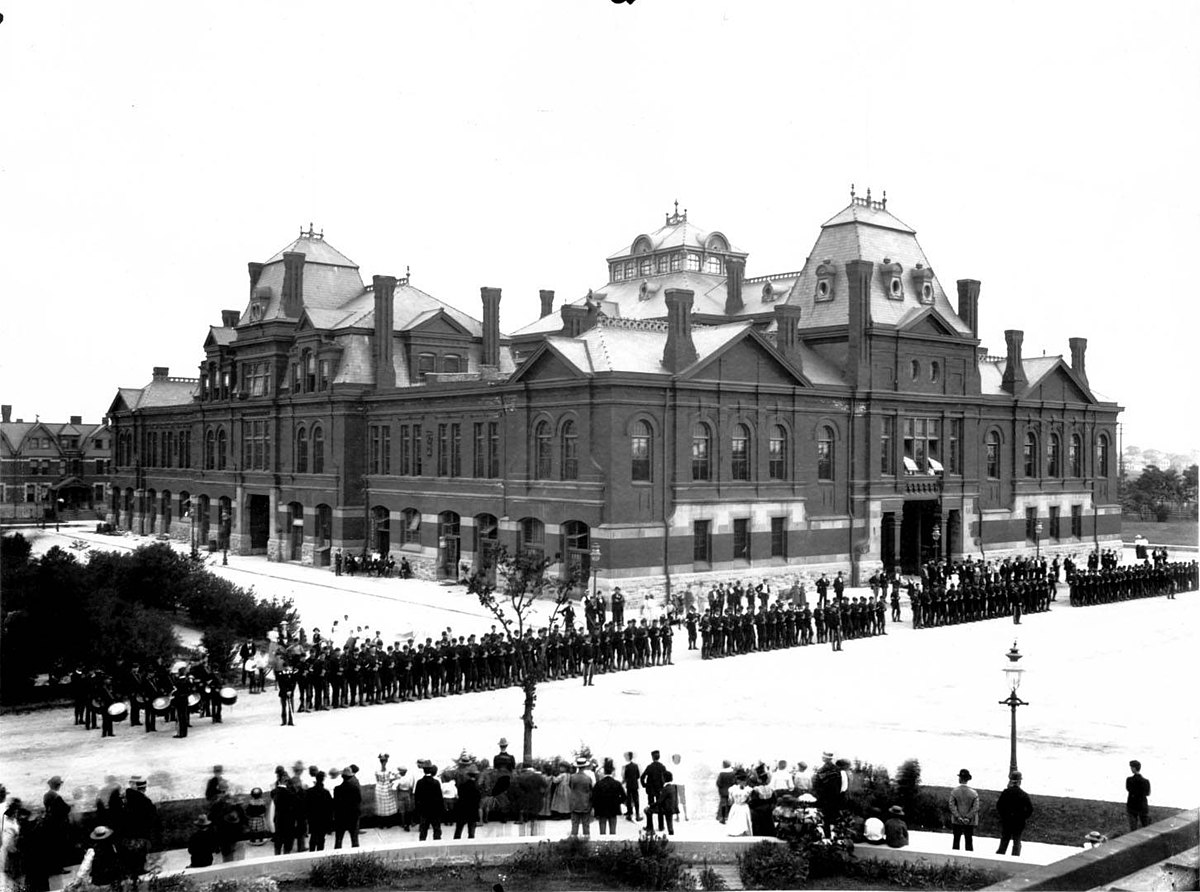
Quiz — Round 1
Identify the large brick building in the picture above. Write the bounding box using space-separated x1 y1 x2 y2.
1 405 112 520
106 194 1121 597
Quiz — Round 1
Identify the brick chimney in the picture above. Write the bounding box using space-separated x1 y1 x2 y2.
373 275 397 389
152 367 169 382
480 287 502 367
1002 330 1027 393
662 288 699 373
956 279 981 338
1069 337 1088 385
539 289 555 318
281 252 305 318
221 309 241 328
1 405 10 423
70 415 82 425
248 261 264 293
724 257 745 315
561 304 591 338
774 304 804 372
845 260 874 388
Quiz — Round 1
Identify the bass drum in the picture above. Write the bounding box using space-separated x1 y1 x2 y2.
218 686 238 706
150 696 172 717
187 693 203 713
106 701 129 723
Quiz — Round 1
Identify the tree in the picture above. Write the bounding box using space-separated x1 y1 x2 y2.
468 545 585 764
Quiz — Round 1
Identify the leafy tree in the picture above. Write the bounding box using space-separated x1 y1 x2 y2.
468 545 585 763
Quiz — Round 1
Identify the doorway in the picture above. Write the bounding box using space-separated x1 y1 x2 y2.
248 494 270 553
899 501 940 573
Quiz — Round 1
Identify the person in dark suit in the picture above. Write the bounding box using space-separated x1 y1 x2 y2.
640 750 668 818
592 760 627 835
622 752 641 821
305 771 333 851
171 671 190 738
715 760 736 823
995 771 1034 856
414 763 444 841
332 768 361 849
1125 760 1151 830
453 769 482 839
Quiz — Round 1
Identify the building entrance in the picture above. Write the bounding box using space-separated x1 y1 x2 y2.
899 501 941 573
248 494 270 554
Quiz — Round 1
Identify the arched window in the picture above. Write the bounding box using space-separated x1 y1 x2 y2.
1097 434 1110 478
311 426 325 474
560 420 578 480
401 508 421 546
1023 431 1038 478
296 427 308 473
534 420 552 479
768 425 788 480
1069 433 1082 477
704 255 723 275
305 351 317 392
731 424 751 481
442 354 462 373
817 425 835 480
204 429 215 470
631 420 652 482
216 428 228 470
930 360 941 383
518 517 544 560
910 359 921 381
986 430 1001 479
562 520 591 581
691 422 711 481
1048 433 1061 478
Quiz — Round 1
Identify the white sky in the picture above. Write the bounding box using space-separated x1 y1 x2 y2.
2 1 1197 453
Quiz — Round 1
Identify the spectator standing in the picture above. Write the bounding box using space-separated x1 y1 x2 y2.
948 769 979 851
415 763 444 841
333 768 362 849
592 761 626 836
304 772 333 852
622 752 641 822
41 776 71 875
1125 760 1152 831
568 759 594 838
119 776 158 876
995 771 1034 856
373 754 398 827
715 760 736 824
393 768 415 832
641 750 668 818
493 739 516 775
453 769 482 840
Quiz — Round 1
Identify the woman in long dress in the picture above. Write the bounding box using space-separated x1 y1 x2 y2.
726 774 753 837
549 764 571 819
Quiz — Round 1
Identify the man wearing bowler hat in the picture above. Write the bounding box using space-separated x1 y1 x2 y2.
996 770 1033 856
948 768 979 851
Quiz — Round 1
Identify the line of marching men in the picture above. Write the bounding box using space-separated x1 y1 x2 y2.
68 660 237 738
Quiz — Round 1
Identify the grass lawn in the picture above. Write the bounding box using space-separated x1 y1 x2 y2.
1121 517 1198 548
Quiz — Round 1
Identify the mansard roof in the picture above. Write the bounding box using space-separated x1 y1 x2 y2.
607 206 744 260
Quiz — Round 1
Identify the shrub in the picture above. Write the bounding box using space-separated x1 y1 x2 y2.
308 853 397 889
845 857 1004 890
147 872 196 892
737 840 807 889
595 833 694 890
695 861 728 891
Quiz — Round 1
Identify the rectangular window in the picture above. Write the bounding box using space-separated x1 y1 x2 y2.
400 425 411 476
318 359 330 391
880 416 895 476
1025 508 1038 543
488 422 500 479
1071 505 1083 538
691 429 710 481
473 423 485 478
369 425 391 475
244 419 271 471
411 424 422 476
437 424 449 476
733 518 751 562
450 423 461 477
770 516 786 559
417 353 436 383
903 417 941 473
1049 505 1061 540
948 418 962 474
693 520 711 565
670 253 681 272
656 255 669 274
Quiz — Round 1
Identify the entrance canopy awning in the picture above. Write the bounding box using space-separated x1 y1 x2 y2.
49 476 89 490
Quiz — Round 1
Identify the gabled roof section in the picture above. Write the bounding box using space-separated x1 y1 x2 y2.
680 326 812 386
205 326 236 349
333 282 484 337
820 193 915 233
109 388 144 415
896 305 963 337
107 379 197 413
978 354 1098 402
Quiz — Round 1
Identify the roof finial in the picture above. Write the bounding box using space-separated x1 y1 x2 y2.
882 189 887 210
406 265 411 281
674 199 679 216
850 183 856 200
866 187 872 203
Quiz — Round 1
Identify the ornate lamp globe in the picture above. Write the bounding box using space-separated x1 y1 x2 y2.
1003 641 1025 693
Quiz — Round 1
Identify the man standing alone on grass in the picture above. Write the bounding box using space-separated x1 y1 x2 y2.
949 768 979 851
1125 760 1151 831
995 771 1033 856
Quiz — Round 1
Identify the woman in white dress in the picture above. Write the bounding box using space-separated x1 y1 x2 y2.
725 773 753 837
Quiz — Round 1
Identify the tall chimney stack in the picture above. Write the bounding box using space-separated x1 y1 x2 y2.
724 257 746 315
844 260 874 388
70 415 82 425
956 279 981 338
662 288 699 373
373 275 397 388
248 261 264 294
539 290 555 319
1002 330 1027 393
774 304 804 373
561 304 590 338
281 252 305 318
1069 337 1088 385
2 405 12 423
481 287 502 367
152 367 169 382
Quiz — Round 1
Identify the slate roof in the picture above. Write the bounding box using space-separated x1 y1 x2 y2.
265 233 359 268
334 283 484 337
607 214 743 260
111 379 199 411
207 326 236 347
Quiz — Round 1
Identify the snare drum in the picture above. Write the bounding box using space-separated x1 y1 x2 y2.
106 701 129 722
151 696 171 717
187 692 202 713
218 686 238 706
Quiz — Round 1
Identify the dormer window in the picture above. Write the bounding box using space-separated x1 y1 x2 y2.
912 264 935 305
762 283 777 303
656 255 669 274
640 258 652 276
686 253 701 272
612 264 624 283
704 255 723 275
670 252 682 272
623 261 634 279
814 259 836 302
881 258 904 300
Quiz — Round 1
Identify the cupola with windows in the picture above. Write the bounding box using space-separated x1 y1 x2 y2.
606 201 747 284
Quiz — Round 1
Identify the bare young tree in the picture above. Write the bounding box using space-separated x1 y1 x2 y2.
468 545 584 764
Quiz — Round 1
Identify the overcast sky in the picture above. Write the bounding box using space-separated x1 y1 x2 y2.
2 1 1197 453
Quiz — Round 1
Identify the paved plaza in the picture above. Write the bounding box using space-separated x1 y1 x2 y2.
2 526 1197 824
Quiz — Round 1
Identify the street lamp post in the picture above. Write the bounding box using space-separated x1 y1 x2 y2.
590 541 601 600
999 641 1029 775
931 523 942 563
221 509 229 566
1034 520 1044 560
